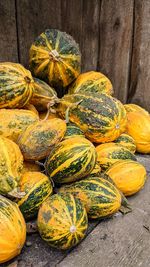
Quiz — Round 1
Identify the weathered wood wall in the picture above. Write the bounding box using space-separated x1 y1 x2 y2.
0 0 150 110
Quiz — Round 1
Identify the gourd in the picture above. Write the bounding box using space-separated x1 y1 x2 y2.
46 137 97 184
124 103 149 116
30 78 58 111
59 174 121 219
0 62 34 108
18 118 66 160
89 163 101 176
29 29 81 90
57 93 127 143
22 161 41 174
106 160 147 196
64 122 84 139
68 71 113 95
114 133 136 153
17 172 53 220
0 109 39 142
126 111 150 154
96 143 136 170
37 193 88 250
0 195 26 263
0 136 23 195
23 103 39 115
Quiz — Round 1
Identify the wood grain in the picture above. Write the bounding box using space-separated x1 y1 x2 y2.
128 0 150 112
16 0 62 67
98 0 134 103
0 0 18 62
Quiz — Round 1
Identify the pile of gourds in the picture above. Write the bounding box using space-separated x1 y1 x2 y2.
0 29 149 264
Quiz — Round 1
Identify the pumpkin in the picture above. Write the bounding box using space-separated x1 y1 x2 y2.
126 111 150 154
64 122 84 139
57 93 127 143
106 160 147 196
59 175 121 219
46 137 97 184
18 118 66 160
29 29 81 90
124 103 149 116
0 137 23 195
17 172 53 220
0 62 34 108
0 109 39 142
89 163 101 176
22 161 41 174
23 103 39 115
0 195 26 263
114 133 136 153
30 78 58 111
39 111 59 120
96 143 136 170
37 193 88 250
68 71 113 95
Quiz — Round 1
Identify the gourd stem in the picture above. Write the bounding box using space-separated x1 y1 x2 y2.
35 161 45 167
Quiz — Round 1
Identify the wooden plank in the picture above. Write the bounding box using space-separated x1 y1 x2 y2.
58 173 150 267
81 0 100 72
127 0 150 112
98 0 134 103
0 0 18 62
16 0 62 67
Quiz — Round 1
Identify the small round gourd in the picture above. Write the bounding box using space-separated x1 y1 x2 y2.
18 118 66 160
106 160 147 196
0 195 26 263
0 62 34 108
37 193 88 250
17 172 53 220
64 122 84 139
46 137 97 184
114 133 136 153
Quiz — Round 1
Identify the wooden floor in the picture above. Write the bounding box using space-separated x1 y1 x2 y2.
3 154 150 267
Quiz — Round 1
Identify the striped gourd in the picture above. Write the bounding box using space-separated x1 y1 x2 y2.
68 71 113 95
46 137 97 184
17 172 53 220
114 133 136 153
0 137 23 195
0 109 39 142
0 62 34 108
106 160 147 196
59 175 121 219
30 78 58 111
57 93 127 143
18 118 66 160
96 143 136 170
126 111 150 154
124 103 149 116
0 195 26 263
64 122 84 139
29 29 81 90
37 193 88 250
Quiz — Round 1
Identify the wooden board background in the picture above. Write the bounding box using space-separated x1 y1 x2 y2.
0 0 150 110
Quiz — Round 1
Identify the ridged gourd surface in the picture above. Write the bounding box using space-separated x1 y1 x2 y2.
59 175 121 219
29 29 81 89
37 193 88 250
17 172 53 220
57 93 127 143
114 133 136 153
68 71 113 95
46 137 97 184
0 195 26 263
96 142 136 170
0 62 34 108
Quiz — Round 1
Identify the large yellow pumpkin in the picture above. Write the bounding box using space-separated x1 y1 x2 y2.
0 195 26 263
